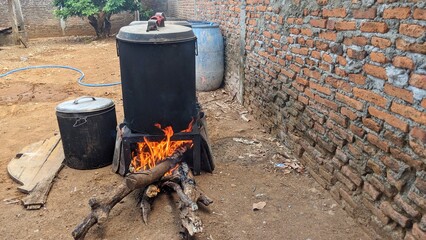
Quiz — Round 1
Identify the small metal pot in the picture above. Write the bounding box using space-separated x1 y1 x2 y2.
56 96 117 170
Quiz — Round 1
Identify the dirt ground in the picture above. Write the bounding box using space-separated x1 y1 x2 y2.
0 38 371 240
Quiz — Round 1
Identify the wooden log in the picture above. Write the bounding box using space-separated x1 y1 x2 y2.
162 181 197 210
139 184 160 224
175 163 203 236
72 145 189 240
126 145 189 190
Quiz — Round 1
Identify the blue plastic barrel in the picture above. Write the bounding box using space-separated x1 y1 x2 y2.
189 21 224 91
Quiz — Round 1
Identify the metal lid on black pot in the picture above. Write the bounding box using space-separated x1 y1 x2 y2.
116 24 196 44
56 96 114 113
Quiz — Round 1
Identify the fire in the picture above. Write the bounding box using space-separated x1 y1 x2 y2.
130 120 194 173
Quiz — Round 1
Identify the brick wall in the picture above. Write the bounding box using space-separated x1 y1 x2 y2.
172 0 426 239
0 0 134 38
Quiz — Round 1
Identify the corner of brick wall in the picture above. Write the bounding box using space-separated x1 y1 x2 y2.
173 0 426 239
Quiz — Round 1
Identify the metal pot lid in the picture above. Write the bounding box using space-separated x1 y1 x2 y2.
56 96 114 114
116 24 196 44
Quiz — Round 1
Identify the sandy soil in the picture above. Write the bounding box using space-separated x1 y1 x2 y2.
0 38 371 240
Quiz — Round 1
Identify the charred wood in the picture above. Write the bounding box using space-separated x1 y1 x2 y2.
139 184 160 224
71 145 189 240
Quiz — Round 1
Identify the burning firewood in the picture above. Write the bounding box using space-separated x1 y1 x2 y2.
72 145 190 240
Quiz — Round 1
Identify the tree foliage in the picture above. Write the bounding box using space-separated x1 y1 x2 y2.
53 0 141 37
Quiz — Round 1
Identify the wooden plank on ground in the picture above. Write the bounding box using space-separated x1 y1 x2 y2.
7 135 62 193
22 143 65 210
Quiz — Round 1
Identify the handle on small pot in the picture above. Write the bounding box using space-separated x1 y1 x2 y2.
73 96 96 104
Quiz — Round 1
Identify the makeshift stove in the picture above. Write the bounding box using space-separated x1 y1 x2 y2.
72 14 215 240
112 105 215 177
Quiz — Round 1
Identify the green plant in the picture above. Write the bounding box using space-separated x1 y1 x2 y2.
53 0 141 38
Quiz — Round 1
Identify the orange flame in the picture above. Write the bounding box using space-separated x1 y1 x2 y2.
130 120 194 173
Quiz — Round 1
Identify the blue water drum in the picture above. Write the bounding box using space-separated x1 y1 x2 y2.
190 21 224 91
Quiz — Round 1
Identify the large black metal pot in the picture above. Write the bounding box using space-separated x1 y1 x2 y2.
56 96 117 170
116 23 197 134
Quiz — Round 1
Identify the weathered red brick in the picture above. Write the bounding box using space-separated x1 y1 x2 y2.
256 5 267 11
335 93 363 110
394 195 420 218
323 8 347 18
337 56 347 66
315 40 329 50
319 31 337 41
296 77 308 86
300 28 313 37
325 77 352 93
370 52 387 63
339 188 357 209
363 64 387 80
344 36 368 46
314 94 339 111
342 165 362 186
393 56 415 70
291 47 309 55
361 22 389 33
367 133 389 152
408 191 426 209
289 28 300 35
396 38 426 54
363 117 382 132
380 201 411 227
368 107 409 132
384 84 414 103
310 19 327 28
335 67 347 77
322 53 333 63
310 81 332 95
353 8 376 19
383 7 411 19
354 88 387 108
339 107 357 121
350 124 365 138
391 102 426 125
380 155 403 173
390 148 424 170
319 63 331 71
362 198 390 224
371 37 392 49
303 68 322 80
384 130 406 147
335 172 356 191
363 182 381 200
349 74 366 85
330 111 347 127
412 223 426 240
298 95 309 105
410 127 426 145
422 99 426 109
414 8 426 20
409 74 426 90
263 31 272 39
335 21 356 31
347 48 366 60
399 24 426 38
272 33 281 40
367 159 384 175
281 68 296 80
